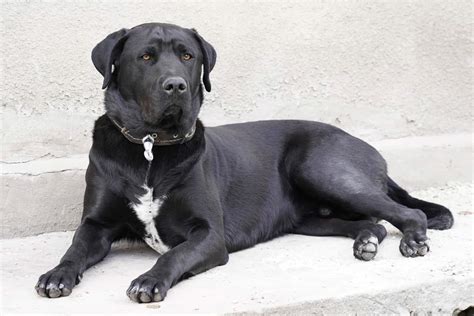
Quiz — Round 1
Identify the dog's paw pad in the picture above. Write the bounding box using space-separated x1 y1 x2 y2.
399 236 430 257
353 234 378 261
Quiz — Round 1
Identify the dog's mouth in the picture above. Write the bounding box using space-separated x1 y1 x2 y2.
160 105 183 126
144 104 184 130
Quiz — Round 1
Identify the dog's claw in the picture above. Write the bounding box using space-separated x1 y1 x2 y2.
139 292 152 303
61 286 72 297
35 281 47 297
417 243 429 256
153 288 163 302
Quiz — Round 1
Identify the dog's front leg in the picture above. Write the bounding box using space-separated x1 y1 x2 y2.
35 217 116 298
127 227 228 303
35 164 122 298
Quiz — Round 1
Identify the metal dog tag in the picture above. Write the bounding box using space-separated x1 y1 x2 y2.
142 135 155 161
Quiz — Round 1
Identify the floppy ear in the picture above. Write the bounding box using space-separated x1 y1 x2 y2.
91 28 129 89
192 29 216 92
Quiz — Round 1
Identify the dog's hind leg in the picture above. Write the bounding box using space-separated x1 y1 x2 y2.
290 133 432 257
387 177 454 230
293 216 387 261
294 167 429 257
308 187 428 257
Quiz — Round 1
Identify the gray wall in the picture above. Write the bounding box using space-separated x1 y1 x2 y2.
1 0 472 237
2 0 472 161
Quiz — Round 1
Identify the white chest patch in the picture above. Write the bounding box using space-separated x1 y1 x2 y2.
129 185 170 254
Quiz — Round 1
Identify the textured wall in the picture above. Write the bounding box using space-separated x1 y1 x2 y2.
1 0 472 162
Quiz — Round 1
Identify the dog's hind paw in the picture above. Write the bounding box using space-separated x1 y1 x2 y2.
353 231 379 261
399 235 429 257
427 212 454 230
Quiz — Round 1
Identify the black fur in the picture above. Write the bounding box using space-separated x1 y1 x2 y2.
387 177 454 230
35 23 454 303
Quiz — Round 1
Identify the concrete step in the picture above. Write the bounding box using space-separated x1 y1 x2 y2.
0 183 472 314
1 133 472 238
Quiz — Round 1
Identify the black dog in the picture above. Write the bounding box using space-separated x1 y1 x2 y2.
35 23 454 303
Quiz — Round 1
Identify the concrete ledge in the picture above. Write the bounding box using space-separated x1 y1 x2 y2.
1 170 85 238
0 133 471 238
374 133 473 190
0 183 472 314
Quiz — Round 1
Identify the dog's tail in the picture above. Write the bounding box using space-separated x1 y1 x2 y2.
387 177 454 230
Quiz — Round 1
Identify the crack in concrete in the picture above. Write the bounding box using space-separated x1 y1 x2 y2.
3 168 85 177
0 153 61 164
361 295 399 314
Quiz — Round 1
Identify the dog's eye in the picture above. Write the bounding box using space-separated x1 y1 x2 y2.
182 53 193 61
142 54 151 61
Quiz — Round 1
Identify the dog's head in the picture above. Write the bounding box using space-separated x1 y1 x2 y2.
92 23 216 135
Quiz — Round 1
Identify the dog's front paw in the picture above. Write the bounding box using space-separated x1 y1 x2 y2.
35 264 81 298
127 274 167 303
399 232 429 257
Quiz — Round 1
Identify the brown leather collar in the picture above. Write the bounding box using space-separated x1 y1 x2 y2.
109 117 196 146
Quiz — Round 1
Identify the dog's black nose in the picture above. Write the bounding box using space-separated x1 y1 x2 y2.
162 77 187 95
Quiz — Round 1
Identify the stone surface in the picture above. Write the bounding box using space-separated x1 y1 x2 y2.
0 183 472 314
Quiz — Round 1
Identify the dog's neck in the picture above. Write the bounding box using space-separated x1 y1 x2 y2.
108 116 197 147
103 87 199 145
92 113 206 193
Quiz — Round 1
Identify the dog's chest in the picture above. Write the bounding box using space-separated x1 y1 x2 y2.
129 185 170 254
